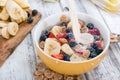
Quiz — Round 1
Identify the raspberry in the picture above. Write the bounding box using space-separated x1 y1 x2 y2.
56 33 67 39
88 28 100 35
49 33 55 38
95 41 103 48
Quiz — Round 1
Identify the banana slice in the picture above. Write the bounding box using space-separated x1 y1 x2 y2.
44 38 61 55
6 0 27 23
0 21 8 28
79 33 94 45
0 0 8 7
51 26 66 37
7 22 19 36
61 44 74 56
1 27 10 39
0 8 9 21
13 0 30 9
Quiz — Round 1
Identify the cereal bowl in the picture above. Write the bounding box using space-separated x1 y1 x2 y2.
33 12 110 75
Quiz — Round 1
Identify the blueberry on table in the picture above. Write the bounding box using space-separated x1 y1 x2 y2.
66 33 74 39
26 11 30 17
45 30 50 37
69 41 77 47
32 9 38 16
87 46 95 53
63 54 70 61
96 48 103 55
60 22 67 27
40 34 47 41
91 42 98 49
66 28 71 33
27 17 34 23
94 35 100 41
87 23 94 29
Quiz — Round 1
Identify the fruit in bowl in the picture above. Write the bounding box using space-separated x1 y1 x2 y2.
33 12 110 75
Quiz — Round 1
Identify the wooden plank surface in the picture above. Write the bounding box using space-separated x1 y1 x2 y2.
1 0 120 80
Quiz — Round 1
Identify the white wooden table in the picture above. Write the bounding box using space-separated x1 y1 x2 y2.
0 0 120 80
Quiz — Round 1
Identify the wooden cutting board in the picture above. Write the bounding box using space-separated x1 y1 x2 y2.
0 11 41 67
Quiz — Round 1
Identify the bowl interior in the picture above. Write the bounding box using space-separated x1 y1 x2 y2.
33 12 110 63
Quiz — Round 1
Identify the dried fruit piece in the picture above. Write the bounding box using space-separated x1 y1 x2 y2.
39 41 45 49
58 38 68 44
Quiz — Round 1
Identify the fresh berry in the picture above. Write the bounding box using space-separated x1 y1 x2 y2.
96 48 103 55
40 34 47 41
87 23 94 29
89 51 97 58
27 17 34 23
95 41 102 48
63 54 70 61
66 33 74 39
87 46 95 53
88 28 100 35
45 30 50 37
66 28 71 33
56 33 67 39
26 11 30 17
32 9 38 16
69 41 78 47
91 42 98 49
60 22 67 27
49 33 55 38
52 54 63 60
94 35 100 41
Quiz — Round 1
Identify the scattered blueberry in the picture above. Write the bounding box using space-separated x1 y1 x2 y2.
66 33 74 39
69 41 78 47
60 22 67 27
32 9 38 16
63 54 70 61
26 11 30 17
96 48 103 55
27 17 34 23
87 46 95 53
89 51 97 58
66 28 71 33
94 35 100 41
44 30 50 37
91 43 98 49
40 34 47 41
87 23 94 29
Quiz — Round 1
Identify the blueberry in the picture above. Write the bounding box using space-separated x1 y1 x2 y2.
26 11 30 17
40 34 47 41
96 48 103 55
94 35 100 41
66 33 74 39
27 17 34 23
60 22 67 27
89 52 97 58
91 43 98 49
87 23 94 29
66 28 71 33
44 30 50 37
32 9 38 16
63 54 70 61
87 46 95 53
69 41 77 47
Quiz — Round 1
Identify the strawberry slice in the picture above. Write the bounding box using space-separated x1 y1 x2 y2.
49 33 55 38
95 41 103 48
56 33 67 39
51 54 63 60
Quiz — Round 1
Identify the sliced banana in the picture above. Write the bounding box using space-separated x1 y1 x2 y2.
0 8 9 21
6 0 27 23
44 38 61 55
79 33 94 45
13 0 30 9
61 44 74 56
7 22 19 36
0 21 8 28
1 27 10 39
0 0 8 7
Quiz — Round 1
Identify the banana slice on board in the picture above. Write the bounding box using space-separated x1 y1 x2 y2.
0 0 8 7
7 22 19 36
61 44 74 56
79 33 94 45
1 27 10 39
6 0 27 24
0 8 9 21
44 38 61 55
13 0 30 9
0 21 8 28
